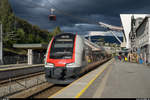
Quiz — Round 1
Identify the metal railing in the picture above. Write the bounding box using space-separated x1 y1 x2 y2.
0 74 46 98
3 56 27 65
3 54 45 65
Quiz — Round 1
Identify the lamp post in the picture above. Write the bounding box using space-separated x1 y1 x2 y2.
0 22 3 65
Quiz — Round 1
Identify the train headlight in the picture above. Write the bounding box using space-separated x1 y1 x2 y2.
66 63 77 68
45 63 54 68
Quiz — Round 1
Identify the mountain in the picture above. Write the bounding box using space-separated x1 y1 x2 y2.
0 0 60 48
0 0 63 56
85 36 123 44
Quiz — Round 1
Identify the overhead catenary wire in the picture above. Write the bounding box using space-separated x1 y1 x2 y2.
21 0 50 10
14 0 124 32
14 0 123 34
46 0 99 25
12 0 124 43
19 0 100 25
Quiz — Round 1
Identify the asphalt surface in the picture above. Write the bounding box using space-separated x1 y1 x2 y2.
81 60 150 98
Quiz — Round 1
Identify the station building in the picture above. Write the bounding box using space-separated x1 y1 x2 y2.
135 16 150 63
128 15 150 63
120 14 147 49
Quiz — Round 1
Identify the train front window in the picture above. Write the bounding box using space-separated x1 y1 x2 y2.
50 34 75 59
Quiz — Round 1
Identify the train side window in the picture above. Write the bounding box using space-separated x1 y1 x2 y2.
82 49 86 61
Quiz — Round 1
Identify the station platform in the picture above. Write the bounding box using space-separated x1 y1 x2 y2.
0 64 44 71
0 64 44 80
49 59 150 98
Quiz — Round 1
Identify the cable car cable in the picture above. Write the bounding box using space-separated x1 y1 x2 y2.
46 0 98 24
20 0 99 25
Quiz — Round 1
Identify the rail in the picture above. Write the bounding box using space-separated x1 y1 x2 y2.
1 58 112 98
0 72 46 98
0 64 44 71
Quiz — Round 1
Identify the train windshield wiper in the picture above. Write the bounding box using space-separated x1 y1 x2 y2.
50 52 72 59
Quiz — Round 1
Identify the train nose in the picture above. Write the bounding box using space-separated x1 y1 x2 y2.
52 68 66 79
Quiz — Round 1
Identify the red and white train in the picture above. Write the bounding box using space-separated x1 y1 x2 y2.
44 33 109 84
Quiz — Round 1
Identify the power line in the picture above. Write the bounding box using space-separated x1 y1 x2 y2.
22 0 50 10
18 0 99 25
13 0 116 35
46 0 99 25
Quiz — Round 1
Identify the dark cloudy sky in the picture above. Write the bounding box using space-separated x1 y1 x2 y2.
8 0 150 35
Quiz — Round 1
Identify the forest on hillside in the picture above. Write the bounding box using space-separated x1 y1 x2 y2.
0 0 61 50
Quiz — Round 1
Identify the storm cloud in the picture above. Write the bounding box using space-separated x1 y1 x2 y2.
8 0 150 34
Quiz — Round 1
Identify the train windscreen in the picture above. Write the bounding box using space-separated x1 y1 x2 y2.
50 34 75 59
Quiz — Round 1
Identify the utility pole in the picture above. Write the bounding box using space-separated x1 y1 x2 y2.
0 22 3 65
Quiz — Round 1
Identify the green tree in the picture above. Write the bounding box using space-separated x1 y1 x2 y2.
0 0 55 48
16 28 25 43
52 26 61 36
27 34 35 43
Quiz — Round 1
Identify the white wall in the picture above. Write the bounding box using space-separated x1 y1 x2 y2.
120 14 148 48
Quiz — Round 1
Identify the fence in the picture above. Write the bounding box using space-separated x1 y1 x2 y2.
3 51 45 65
0 74 46 98
3 55 27 65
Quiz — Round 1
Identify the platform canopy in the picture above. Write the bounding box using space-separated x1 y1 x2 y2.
13 44 48 49
13 44 48 65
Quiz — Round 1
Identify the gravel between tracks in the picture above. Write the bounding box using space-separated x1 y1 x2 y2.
8 82 53 98
0 74 46 98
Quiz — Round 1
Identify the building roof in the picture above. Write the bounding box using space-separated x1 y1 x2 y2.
13 44 48 49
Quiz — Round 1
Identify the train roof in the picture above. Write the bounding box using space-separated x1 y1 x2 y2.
84 38 106 52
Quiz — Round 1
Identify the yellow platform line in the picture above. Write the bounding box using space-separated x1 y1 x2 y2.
49 59 114 98
92 65 112 98
75 61 111 98
48 62 98 98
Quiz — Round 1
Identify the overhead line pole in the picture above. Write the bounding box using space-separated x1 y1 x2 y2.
0 22 3 65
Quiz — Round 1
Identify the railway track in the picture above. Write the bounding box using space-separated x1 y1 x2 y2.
33 84 65 98
0 72 44 85
0 71 65 98
8 82 65 98
8 83 66 98
32 59 111 98
0 64 44 81
0 72 46 98
0 72 44 87
2 58 111 98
